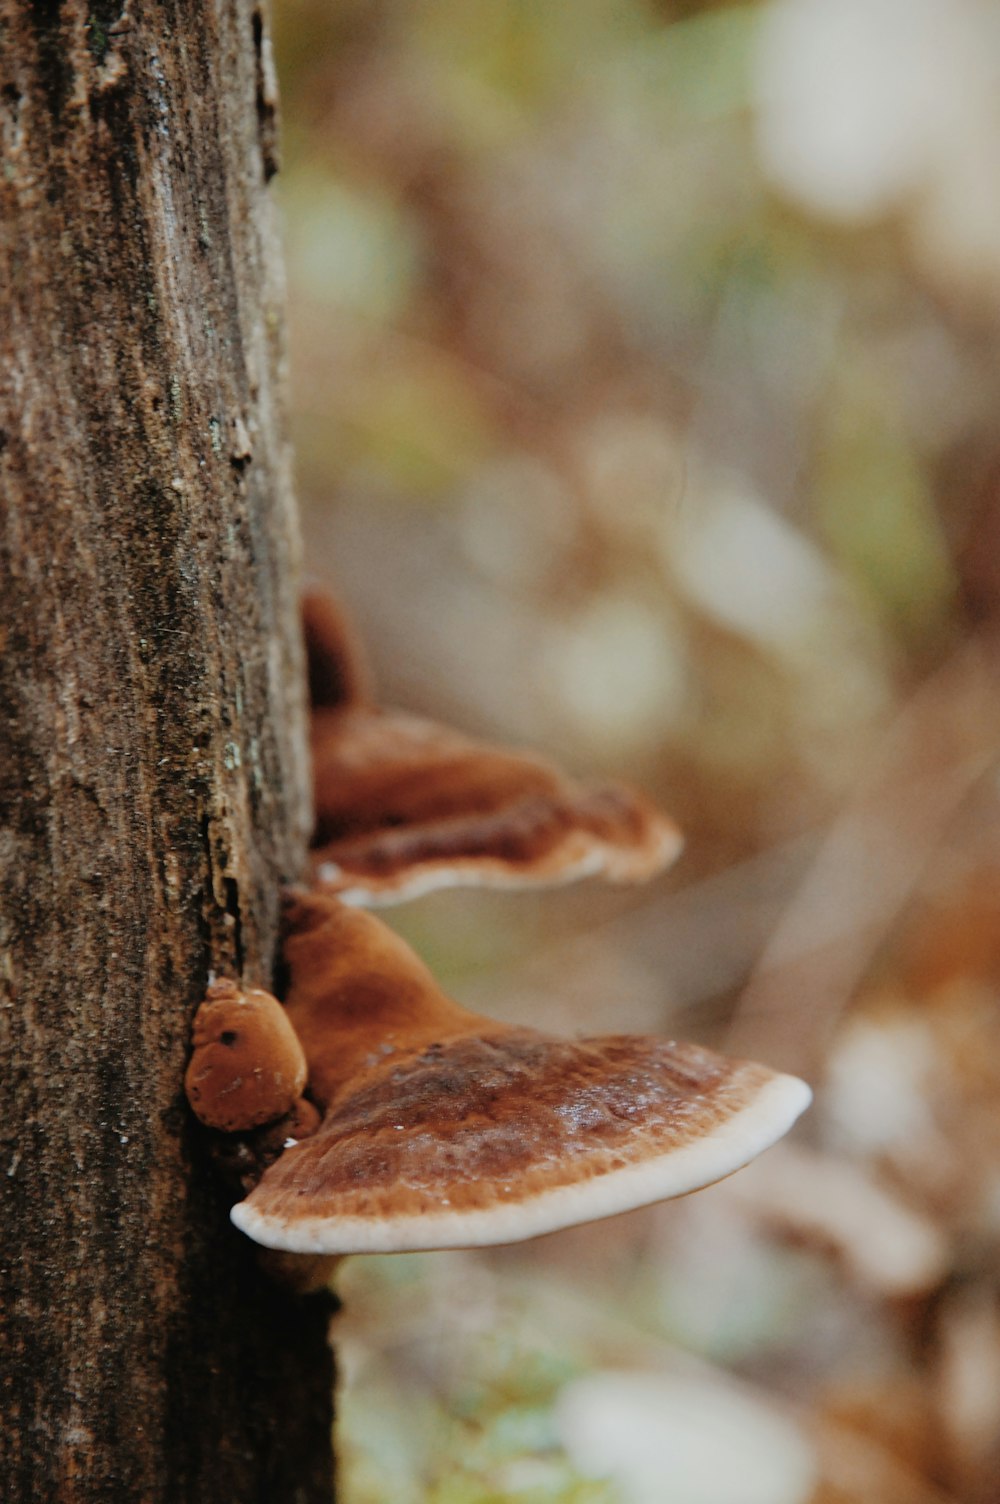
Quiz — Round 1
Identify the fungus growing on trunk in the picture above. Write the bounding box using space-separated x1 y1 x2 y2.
310 705 683 903
185 980 323 1201
301 589 682 904
185 979 310 1132
228 893 811 1255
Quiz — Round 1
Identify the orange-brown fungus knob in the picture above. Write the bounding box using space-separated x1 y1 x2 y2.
185 980 308 1132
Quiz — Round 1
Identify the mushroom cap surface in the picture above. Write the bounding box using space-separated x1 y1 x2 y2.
229 895 811 1254
310 706 683 905
185 981 309 1132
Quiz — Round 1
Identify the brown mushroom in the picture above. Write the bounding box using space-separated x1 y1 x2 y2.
310 705 683 904
301 587 682 904
229 893 811 1255
184 979 309 1132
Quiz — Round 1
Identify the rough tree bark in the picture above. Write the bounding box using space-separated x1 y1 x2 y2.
0 3 336 1499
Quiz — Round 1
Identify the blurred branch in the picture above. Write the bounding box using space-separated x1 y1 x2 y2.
728 640 1000 1076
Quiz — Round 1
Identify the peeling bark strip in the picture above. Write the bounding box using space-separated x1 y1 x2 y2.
0 4 335 1500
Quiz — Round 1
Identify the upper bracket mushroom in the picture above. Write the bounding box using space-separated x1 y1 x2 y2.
302 588 683 904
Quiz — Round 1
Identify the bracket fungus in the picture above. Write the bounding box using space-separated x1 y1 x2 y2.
185 979 310 1133
186 594 809 1264
302 588 683 904
228 892 811 1256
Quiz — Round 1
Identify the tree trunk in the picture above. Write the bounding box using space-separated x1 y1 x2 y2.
0 3 336 1498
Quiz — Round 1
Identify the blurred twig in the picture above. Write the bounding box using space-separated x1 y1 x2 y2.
728 639 1000 1077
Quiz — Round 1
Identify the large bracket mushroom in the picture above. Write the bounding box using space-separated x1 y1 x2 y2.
222 893 810 1256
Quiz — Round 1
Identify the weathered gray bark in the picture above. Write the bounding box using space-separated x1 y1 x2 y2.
0 3 336 1498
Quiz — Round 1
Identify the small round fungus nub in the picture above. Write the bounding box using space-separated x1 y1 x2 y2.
185 980 308 1132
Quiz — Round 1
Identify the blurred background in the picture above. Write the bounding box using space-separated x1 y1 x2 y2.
272 1 1000 1499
